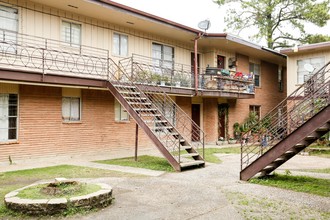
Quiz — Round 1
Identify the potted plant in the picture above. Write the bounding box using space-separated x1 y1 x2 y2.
228 137 237 144
216 137 225 145
233 122 241 140
160 75 169 86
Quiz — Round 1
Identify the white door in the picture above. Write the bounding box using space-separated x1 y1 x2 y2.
0 94 9 141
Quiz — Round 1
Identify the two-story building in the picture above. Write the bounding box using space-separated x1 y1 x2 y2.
0 0 286 168
281 41 330 94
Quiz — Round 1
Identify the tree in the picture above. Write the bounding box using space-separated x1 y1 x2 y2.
214 0 330 49
303 34 330 44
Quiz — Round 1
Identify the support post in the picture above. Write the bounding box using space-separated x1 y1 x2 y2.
135 123 139 161
194 33 201 95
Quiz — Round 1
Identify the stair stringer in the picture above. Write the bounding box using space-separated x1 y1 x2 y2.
106 81 183 171
240 105 330 181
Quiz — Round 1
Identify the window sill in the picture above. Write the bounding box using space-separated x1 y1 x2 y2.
0 140 19 145
115 120 130 124
62 121 82 124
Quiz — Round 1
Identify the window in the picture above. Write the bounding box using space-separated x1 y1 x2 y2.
62 97 81 121
297 57 325 84
61 21 81 46
249 63 260 87
152 43 174 71
115 100 129 121
0 5 18 52
278 66 283 92
249 105 260 120
0 94 18 141
113 33 128 56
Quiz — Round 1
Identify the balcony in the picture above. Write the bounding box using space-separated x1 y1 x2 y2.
0 29 111 87
120 54 255 98
0 29 254 98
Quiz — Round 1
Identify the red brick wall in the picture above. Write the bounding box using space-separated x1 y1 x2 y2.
0 85 153 162
227 56 287 137
203 98 218 143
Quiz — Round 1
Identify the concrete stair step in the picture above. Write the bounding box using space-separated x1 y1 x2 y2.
180 160 204 168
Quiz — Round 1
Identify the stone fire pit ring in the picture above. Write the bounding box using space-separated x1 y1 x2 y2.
4 179 113 215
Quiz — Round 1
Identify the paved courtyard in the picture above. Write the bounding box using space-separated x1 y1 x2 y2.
1 146 330 219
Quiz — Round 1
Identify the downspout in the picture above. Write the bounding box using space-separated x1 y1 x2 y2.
194 32 202 95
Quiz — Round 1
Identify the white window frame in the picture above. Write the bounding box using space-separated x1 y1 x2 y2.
112 33 128 57
249 105 260 120
249 63 260 87
297 57 325 84
0 4 18 54
115 100 129 122
152 43 174 73
0 93 18 142
61 20 81 47
62 97 81 122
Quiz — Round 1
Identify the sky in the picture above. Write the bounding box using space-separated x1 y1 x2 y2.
111 0 330 47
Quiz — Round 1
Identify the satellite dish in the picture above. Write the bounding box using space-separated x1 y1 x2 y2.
198 19 211 31
304 63 314 72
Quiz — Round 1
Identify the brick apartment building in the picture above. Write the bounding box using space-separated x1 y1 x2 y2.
0 0 287 167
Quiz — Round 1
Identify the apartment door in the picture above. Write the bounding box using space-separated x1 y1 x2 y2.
192 104 200 141
217 55 225 69
218 104 228 139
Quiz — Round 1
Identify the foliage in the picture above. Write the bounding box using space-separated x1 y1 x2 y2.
250 173 330 197
240 111 259 133
214 0 330 49
303 34 330 44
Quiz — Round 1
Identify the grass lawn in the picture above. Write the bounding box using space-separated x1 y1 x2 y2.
301 168 330 174
96 155 174 172
0 165 141 218
201 147 241 163
96 147 241 171
308 145 330 158
250 174 330 197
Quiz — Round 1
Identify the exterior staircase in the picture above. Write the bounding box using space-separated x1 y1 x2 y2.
107 58 205 171
240 61 330 181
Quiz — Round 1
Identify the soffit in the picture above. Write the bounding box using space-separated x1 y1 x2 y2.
29 0 286 66
29 0 197 42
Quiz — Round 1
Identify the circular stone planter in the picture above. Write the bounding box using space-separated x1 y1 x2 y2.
4 179 113 215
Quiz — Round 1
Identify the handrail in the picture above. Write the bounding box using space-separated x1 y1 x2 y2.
240 61 330 170
0 28 109 79
119 55 205 158
125 54 254 94
0 28 205 162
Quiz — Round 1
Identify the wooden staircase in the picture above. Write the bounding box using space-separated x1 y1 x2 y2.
107 59 205 171
240 61 330 180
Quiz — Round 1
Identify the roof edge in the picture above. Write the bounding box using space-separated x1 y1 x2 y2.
95 0 201 34
281 41 330 54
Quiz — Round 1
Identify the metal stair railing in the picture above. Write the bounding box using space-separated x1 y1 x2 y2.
241 61 330 170
107 57 204 165
118 54 205 159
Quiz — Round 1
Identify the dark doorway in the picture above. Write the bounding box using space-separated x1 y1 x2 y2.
192 104 200 141
218 104 229 140
217 55 225 69
191 53 200 73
